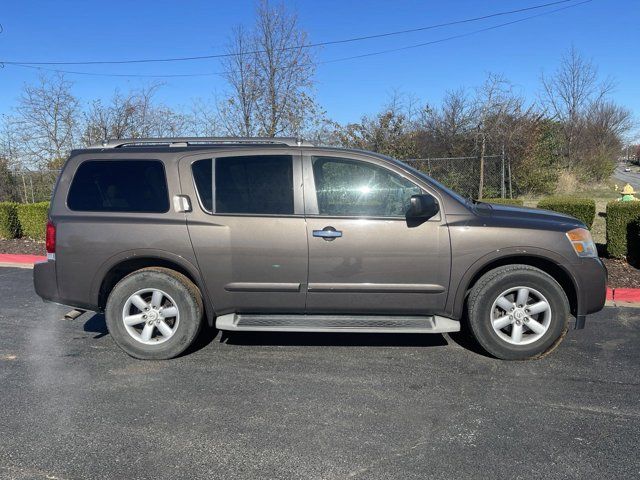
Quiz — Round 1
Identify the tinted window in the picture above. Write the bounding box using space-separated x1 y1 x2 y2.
192 159 213 211
68 160 169 213
312 157 422 217
215 155 293 214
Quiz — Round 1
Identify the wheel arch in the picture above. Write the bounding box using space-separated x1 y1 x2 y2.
92 250 215 326
451 251 578 320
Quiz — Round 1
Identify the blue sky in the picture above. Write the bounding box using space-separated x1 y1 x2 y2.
1 0 638 133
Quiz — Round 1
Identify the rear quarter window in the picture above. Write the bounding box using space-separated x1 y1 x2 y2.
191 159 213 212
67 160 170 213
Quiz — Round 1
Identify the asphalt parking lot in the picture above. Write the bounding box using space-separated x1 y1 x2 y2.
1 266 639 480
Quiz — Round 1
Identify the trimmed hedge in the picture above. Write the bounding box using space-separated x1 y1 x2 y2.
606 201 640 259
16 202 49 241
483 198 524 206
0 202 21 239
536 197 596 228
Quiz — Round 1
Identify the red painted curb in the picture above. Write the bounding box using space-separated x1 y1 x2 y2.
606 288 615 301
0 253 47 264
612 288 640 302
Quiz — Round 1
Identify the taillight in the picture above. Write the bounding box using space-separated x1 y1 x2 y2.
46 220 56 254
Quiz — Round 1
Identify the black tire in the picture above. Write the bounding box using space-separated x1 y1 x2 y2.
105 267 203 360
467 264 569 360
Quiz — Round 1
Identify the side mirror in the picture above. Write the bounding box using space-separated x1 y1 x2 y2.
407 194 439 219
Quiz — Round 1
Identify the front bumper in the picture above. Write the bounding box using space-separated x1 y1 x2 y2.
571 257 607 328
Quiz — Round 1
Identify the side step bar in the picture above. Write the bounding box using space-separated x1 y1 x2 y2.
215 313 460 334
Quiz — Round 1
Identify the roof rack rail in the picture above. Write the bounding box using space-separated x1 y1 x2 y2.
89 137 313 149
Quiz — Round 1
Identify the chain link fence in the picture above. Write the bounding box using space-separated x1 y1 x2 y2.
1 155 512 204
406 154 512 200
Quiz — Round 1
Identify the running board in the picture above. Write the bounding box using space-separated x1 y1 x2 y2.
215 313 460 334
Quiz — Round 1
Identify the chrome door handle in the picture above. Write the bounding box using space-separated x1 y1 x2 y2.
173 195 192 213
313 226 342 241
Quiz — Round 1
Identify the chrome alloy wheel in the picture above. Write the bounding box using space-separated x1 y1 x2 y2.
122 288 180 345
490 286 551 345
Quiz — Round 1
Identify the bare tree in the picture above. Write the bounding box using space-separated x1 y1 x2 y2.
417 88 475 157
540 46 614 170
584 101 631 143
220 25 260 136
83 91 136 144
220 0 319 137
335 97 419 160
12 74 80 169
0 120 20 201
541 46 612 123
0 117 20 168
579 100 632 179
473 74 525 198
190 98 221 137
82 85 190 145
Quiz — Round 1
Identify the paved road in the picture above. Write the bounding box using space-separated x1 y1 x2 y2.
614 164 640 189
1 267 639 479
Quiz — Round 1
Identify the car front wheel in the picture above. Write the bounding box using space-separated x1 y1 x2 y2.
467 264 570 360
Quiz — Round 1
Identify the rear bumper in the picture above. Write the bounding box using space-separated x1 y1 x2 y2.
33 260 94 310
33 260 60 303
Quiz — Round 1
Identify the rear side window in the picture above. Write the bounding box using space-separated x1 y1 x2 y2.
67 160 169 213
192 159 213 211
215 155 293 215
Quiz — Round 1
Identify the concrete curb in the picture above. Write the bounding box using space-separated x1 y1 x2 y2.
0 262 35 269
0 254 46 267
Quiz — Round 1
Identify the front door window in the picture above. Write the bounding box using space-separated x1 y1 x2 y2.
312 156 422 217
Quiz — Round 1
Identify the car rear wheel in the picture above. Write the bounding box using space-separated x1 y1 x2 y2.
105 267 203 360
467 264 569 360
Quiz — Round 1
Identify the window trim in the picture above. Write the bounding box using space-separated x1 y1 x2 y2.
187 151 304 217
303 154 438 220
66 159 170 214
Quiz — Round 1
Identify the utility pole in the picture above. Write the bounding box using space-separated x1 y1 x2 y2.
478 134 486 200
21 173 28 204
508 159 513 199
501 143 506 198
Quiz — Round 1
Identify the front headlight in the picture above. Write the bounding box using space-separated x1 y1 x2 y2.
566 228 597 258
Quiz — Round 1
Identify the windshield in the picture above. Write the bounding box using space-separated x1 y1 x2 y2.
398 161 469 205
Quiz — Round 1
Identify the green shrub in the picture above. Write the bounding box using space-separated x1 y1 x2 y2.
483 198 524 206
16 202 49 241
0 202 20 238
606 201 640 260
536 197 596 228
513 120 562 195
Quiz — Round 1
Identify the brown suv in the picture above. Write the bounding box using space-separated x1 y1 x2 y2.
34 137 607 360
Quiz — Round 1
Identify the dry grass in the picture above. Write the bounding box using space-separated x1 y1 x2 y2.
554 171 579 194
